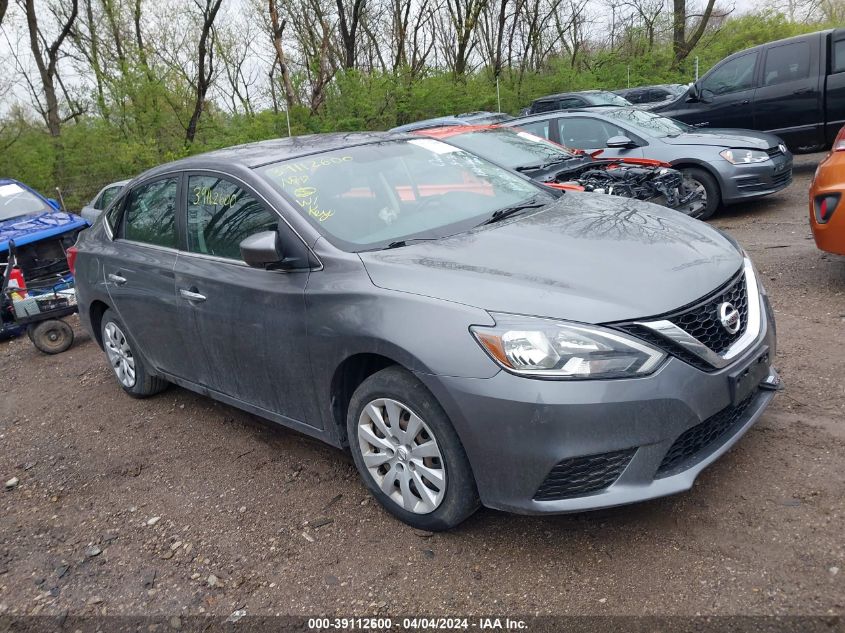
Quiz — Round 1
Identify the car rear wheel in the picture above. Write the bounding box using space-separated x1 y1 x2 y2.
681 167 720 220
347 366 479 530
101 309 168 398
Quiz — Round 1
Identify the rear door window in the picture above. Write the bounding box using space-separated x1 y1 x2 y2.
123 177 178 248
763 42 811 86
186 175 278 260
516 120 551 139
533 100 559 113
556 117 623 148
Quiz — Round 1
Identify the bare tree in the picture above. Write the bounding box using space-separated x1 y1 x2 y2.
21 0 80 137
185 0 224 144
672 0 718 65
336 0 365 68
446 0 488 75
0 0 8 29
269 0 298 108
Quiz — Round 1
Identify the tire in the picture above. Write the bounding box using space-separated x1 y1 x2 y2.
100 309 168 398
681 167 720 221
29 320 74 354
347 366 479 530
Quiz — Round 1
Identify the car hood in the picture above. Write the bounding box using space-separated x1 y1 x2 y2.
661 129 781 150
359 192 743 324
0 211 89 252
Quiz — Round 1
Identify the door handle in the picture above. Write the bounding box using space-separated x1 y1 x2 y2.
792 88 812 95
179 288 207 302
108 273 127 286
731 99 750 106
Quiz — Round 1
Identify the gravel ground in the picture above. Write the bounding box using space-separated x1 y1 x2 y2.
1 154 843 619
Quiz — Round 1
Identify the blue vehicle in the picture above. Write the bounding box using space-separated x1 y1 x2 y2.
0 179 88 350
0 179 88 254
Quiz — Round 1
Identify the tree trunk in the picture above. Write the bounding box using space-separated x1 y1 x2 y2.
23 0 79 137
672 0 717 66
269 0 298 109
186 0 223 145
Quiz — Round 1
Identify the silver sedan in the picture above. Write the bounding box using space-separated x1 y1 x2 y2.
504 107 793 220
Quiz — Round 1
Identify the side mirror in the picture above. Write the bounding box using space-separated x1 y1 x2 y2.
606 135 636 149
47 198 61 210
686 83 700 102
699 88 715 104
240 231 284 268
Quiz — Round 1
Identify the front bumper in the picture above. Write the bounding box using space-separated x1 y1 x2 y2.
720 153 793 203
416 297 778 515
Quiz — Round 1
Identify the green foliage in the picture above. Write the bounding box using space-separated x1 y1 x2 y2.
0 11 835 209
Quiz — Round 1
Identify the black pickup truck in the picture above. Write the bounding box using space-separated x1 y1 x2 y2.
653 29 845 152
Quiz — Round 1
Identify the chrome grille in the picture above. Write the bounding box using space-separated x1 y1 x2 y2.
669 271 748 354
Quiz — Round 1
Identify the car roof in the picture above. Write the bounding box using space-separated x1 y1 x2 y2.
413 125 511 139
507 106 627 125
533 89 614 102
138 132 410 180
390 111 511 133
0 178 48 199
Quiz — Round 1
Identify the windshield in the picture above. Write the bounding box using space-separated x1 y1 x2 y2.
587 92 632 106
0 182 52 221
603 108 694 137
441 128 577 170
258 139 550 251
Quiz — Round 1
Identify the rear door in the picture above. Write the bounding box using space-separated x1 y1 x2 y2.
554 116 644 158
826 32 845 145
753 37 823 148
104 175 194 378
173 172 315 427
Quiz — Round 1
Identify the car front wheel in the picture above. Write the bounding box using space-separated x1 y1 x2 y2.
681 167 720 220
347 366 479 530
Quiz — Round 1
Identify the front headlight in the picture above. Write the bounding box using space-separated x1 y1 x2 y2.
471 314 666 379
720 149 769 164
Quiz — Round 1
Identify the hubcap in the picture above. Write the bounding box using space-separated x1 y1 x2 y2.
104 322 136 388
357 398 446 514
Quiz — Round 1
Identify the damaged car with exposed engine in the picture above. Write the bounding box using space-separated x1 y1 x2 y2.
415 126 705 218
1 179 88 341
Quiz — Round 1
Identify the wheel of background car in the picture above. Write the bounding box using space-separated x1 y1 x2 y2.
681 167 720 221
29 320 74 355
100 309 168 398
347 366 479 530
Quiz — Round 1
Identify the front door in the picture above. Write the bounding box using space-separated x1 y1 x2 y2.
104 176 194 379
174 173 315 427
690 51 760 130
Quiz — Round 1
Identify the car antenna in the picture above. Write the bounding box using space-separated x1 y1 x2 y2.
55 187 68 212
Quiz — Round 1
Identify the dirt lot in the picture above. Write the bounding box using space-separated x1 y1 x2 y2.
1 154 843 620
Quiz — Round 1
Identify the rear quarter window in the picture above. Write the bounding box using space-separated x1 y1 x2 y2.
834 39 845 74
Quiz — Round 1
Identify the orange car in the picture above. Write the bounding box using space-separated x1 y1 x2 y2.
810 125 845 255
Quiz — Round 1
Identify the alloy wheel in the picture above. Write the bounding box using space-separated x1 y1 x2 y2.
684 176 707 207
104 322 136 388
357 398 446 514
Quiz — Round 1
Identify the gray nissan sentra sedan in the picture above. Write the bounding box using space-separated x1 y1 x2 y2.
72 132 781 530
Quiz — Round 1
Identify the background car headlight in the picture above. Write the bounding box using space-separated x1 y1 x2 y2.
720 149 769 164
471 314 666 379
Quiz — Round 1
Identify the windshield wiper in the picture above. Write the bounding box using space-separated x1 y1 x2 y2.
515 156 575 172
384 237 438 249
477 199 549 227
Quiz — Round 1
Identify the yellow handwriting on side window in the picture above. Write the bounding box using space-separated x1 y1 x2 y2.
192 186 237 209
